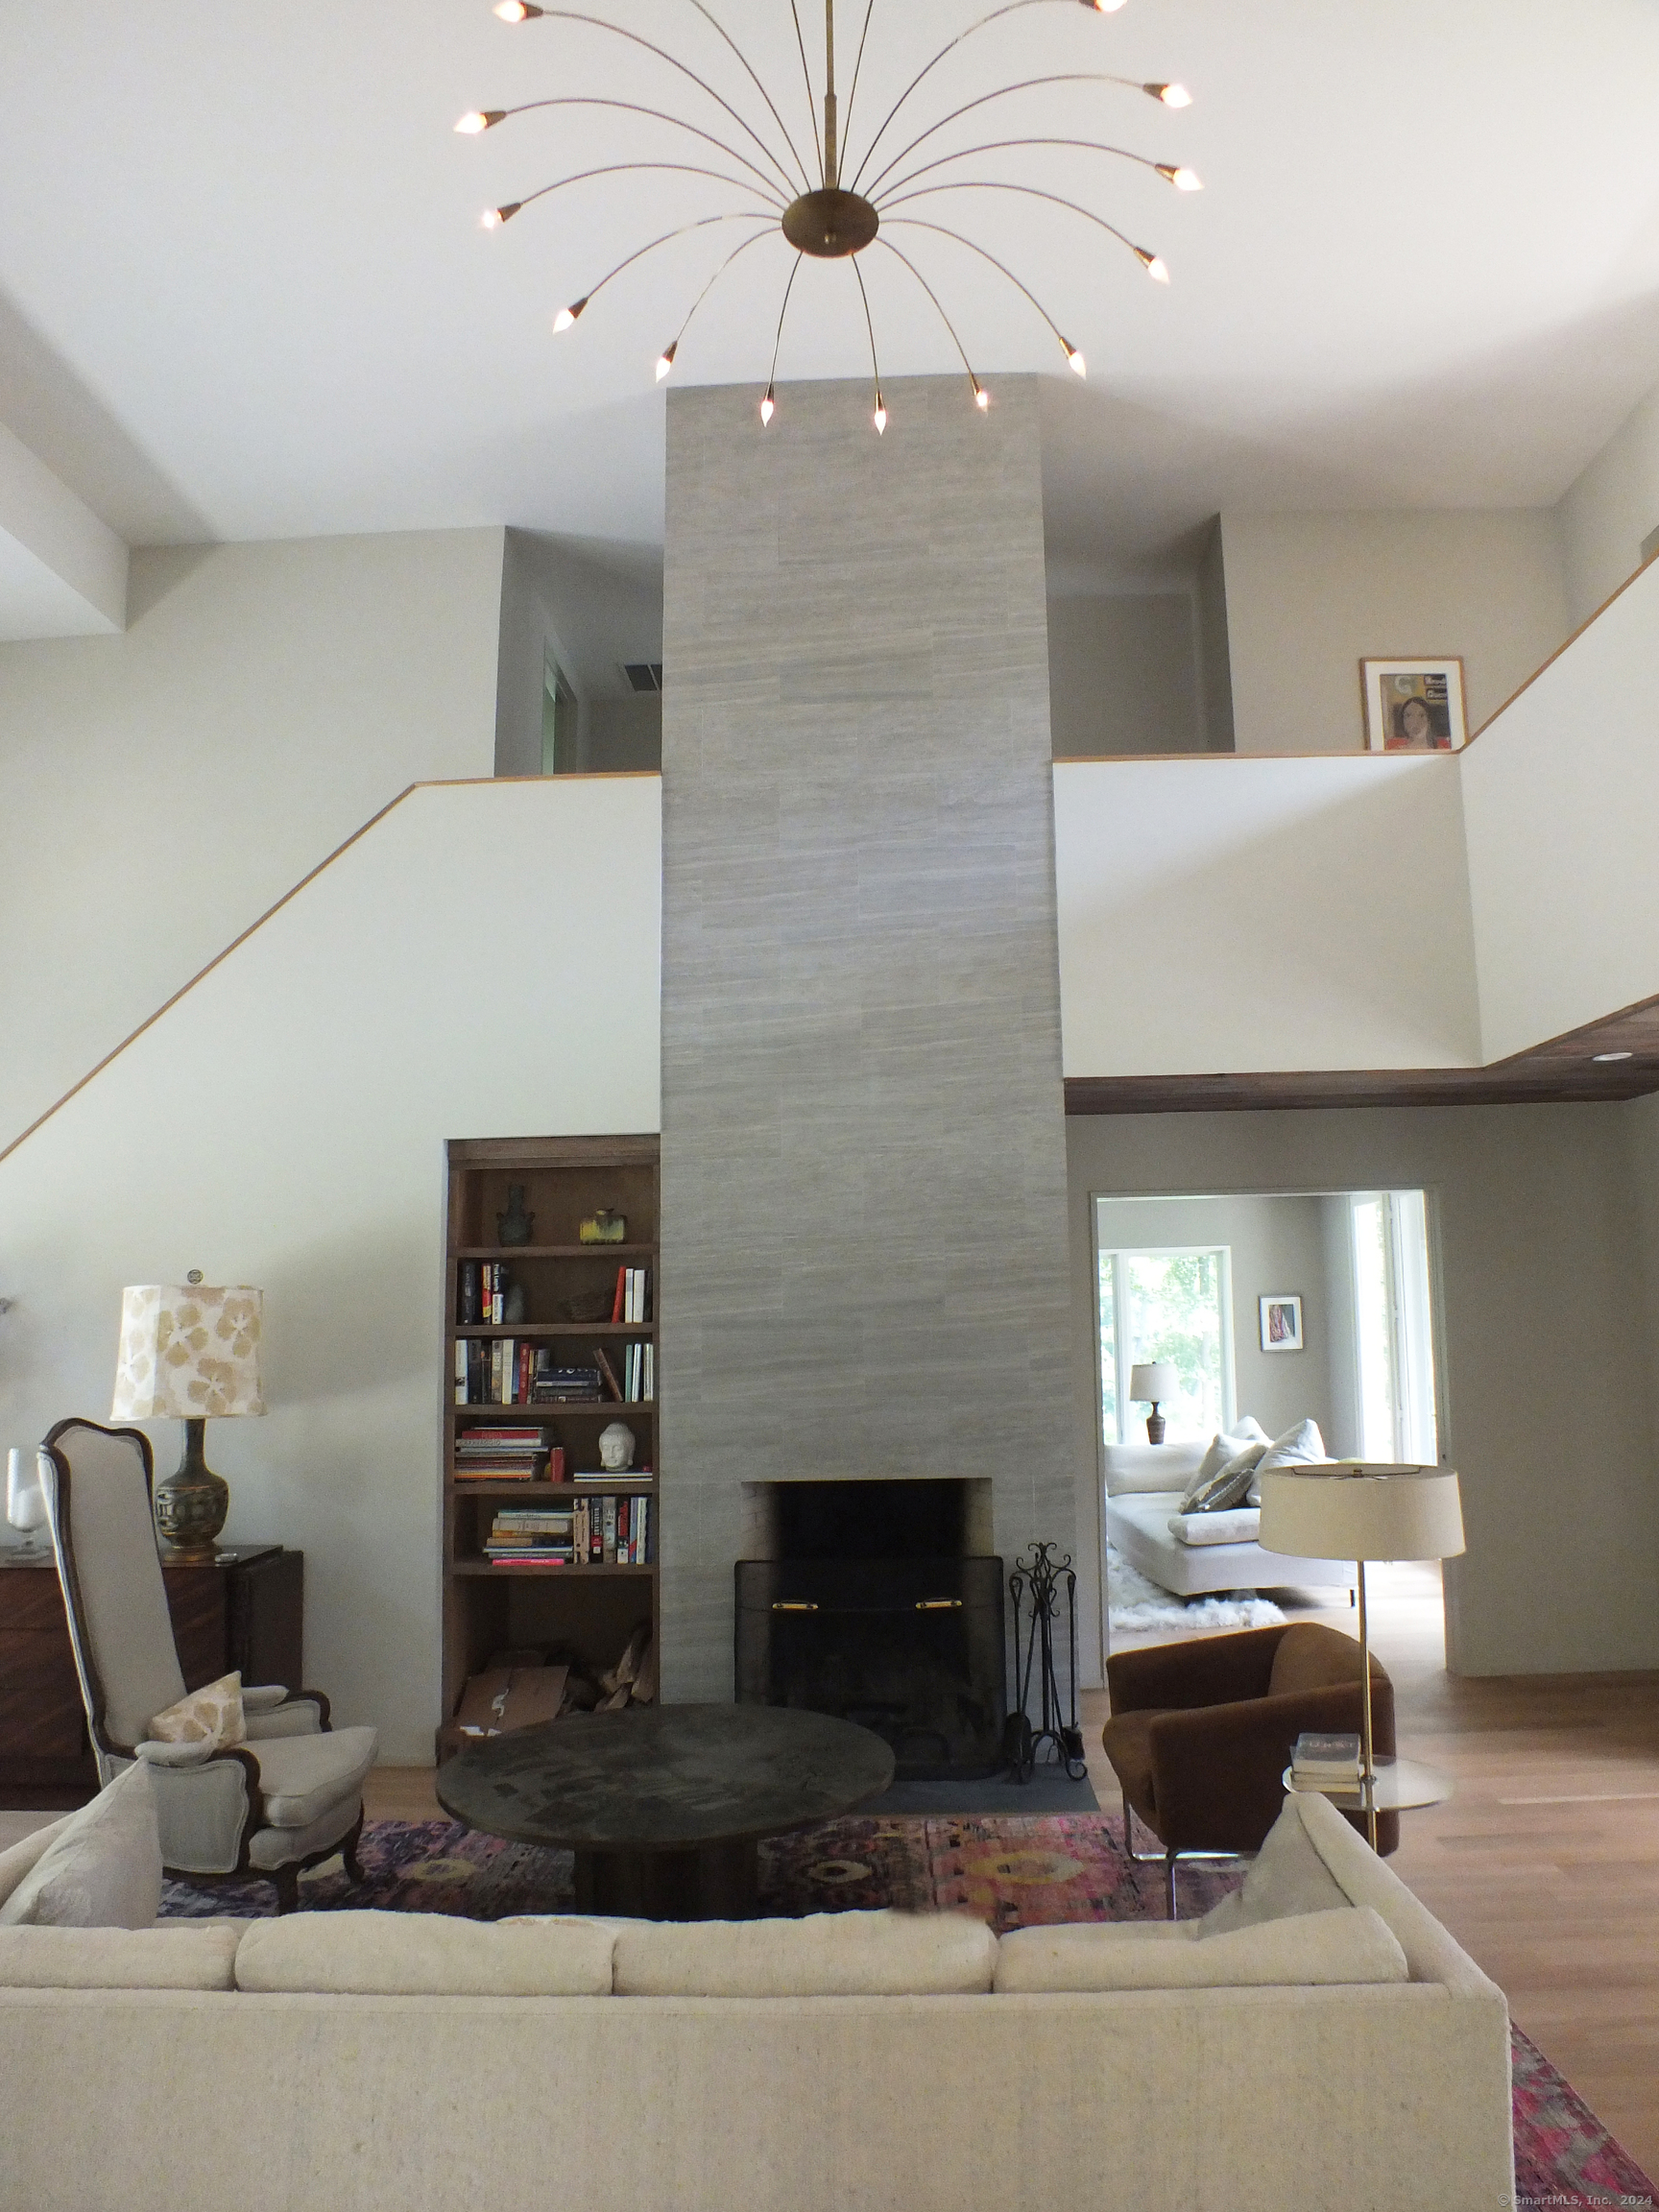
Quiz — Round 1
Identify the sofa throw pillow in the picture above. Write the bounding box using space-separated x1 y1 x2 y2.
1246 1418 1328 1505
148 1671 246 1750
1180 1441 1267 1515
1179 1420 1268 1505
0 1762 162 1930
1196 1797 1349 1937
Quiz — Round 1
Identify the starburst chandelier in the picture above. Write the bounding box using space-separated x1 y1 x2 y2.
457 0 1198 432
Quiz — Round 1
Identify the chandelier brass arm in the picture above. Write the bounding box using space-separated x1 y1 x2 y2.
488 162 783 232
845 0 1138 196
552 211 786 331
872 237 986 410
879 216 1086 375
679 0 819 191
878 179 1168 281
860 75 1192 204
876 138 1201 206
462 98 797 207
655 223 781 380
761 251 807 423
850 255 886 431
492 8 807 201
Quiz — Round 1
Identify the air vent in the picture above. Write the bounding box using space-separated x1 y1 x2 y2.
622 662 663 693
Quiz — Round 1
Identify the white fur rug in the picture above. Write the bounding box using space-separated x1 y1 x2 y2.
1107 1545 1286 1633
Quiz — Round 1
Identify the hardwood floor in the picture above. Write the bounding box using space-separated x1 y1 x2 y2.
1088 1565 1659 2181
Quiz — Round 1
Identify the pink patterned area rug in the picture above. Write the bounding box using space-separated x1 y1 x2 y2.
160 1812 1654 2211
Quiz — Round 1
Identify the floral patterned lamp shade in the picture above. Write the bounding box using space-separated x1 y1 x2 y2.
111 1284 264 1558
111 1285 265 1420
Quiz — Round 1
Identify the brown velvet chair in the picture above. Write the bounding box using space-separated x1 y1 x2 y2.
1101 1621 1397 1917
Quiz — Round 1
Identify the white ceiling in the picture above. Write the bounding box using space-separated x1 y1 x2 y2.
2 0 1658 611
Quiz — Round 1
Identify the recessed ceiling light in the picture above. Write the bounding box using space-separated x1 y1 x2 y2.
1592 1050 1634 1062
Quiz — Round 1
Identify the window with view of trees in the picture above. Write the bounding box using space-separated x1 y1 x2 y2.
1098 1245 1234 1445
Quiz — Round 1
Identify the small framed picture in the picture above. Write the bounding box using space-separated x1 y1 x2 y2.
1260 1295 1303 1352
1360 659 1466 753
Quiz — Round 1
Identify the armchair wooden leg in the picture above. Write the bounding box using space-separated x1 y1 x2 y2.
272 1863 301 1915
342 1809 366 1885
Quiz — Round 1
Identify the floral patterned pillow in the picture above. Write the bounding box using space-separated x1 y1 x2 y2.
147 1671 246 1750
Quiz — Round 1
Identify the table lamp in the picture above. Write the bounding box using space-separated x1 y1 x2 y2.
1258 1462 1464 1847
110 1278 265 1559
1128 1361 1179 1444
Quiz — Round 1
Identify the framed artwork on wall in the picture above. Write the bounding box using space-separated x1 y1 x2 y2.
1260 1294 1303 1352
1360 658 1467 752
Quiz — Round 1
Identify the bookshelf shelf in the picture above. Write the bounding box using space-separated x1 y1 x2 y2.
441 1135 661 1761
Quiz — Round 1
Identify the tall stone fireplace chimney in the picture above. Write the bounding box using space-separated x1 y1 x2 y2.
659 374 1073 1699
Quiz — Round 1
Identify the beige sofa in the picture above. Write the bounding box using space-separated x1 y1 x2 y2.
1106 1442 1356 1599
0 1791 1514 2212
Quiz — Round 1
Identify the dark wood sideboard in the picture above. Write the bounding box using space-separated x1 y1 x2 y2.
0 1545 302 1807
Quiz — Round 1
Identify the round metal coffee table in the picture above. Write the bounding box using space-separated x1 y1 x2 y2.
436 1702 895 1920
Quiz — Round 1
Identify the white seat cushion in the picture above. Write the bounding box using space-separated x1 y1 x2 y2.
0 1922 240 1990
1167 1505 1262 1547
995 1908 1407 1992
613 1908 998 1997
248 1726 377 1828
235 1909 614 1996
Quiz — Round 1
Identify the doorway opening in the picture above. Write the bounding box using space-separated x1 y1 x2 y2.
1094 1189 1448 1687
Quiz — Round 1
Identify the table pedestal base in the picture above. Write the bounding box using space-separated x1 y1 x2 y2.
573 1834 760 1921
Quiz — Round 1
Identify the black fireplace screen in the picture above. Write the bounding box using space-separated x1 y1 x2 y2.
734 1555 1006 1779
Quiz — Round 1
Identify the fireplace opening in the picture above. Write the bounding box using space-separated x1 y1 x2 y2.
734 1478 1004 1780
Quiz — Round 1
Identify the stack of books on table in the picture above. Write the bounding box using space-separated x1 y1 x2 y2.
1290 1731 1364 1794
484 1508 575 1564
530 1361 603 1404
454 1428 557 1481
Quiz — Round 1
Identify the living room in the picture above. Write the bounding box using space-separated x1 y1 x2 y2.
3 5 1659 2207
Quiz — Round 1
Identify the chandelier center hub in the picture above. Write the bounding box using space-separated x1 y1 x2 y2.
781 188 879 260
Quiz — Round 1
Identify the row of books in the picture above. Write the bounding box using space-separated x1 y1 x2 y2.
482 1496 652 1566
453 1430 657 1482
458 1262 512 1326
454 1341 656 1407
611 1265 650 1323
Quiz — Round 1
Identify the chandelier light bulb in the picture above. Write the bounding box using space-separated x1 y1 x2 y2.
874 396 888 435
481 202 521 229
553 296 589 332
655 341 678 382
1064 340 1087 378
759 385 776 425
1081 0 1129 11
1158 164 1203 192
493 2 543 20
1148 82 1192 108
974 382 989 411
454 111 503 135
1141 252 1170 283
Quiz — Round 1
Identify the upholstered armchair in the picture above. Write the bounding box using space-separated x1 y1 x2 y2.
41 1417 377 1913
1101 1622 1397 1917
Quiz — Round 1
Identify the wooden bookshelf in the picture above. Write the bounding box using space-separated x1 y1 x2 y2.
440 1135 660 1761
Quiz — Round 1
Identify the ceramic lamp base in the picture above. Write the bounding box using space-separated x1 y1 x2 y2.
1145 1407 1166 1445
154 1418 229 1560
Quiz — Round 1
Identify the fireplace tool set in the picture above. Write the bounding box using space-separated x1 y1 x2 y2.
1005 1541 1087 1783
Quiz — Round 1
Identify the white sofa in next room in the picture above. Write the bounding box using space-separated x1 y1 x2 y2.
1105 1442 1356 1599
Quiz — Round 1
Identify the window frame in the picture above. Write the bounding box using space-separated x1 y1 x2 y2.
1096 1241 1237 1447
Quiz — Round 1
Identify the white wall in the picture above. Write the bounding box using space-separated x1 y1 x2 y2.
1068 1105 1659 1682
1461 555 1659 1061
0 530 506 1155
1046 592 1200 757
1556 381 1659 629
493 530 663 779
1053 755 1480 1077
1094 1192 1339 1447
0 776 663 1765
1220 511 1569 755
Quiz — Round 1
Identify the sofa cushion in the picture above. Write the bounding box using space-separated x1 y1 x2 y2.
248 1725 378 1827
1246 1418 1329 1505
148 1670 247 1751
0 1922 239 1990
0 1763 161 1930
994 1907 1407 1991
0 1816 73 1913
234 1909 615 1995
613 1908 998 1997
1167 1506 1262 1548
1102 1443 1206 1498
1197 1796 1352 1936
1180 1442 1266 1515
1184 1421 1270 1496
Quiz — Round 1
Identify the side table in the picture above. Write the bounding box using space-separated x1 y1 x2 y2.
0 1544 302 1805
1284 1755 1452 1815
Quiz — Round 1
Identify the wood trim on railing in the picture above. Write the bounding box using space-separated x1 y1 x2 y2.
1461 546 1659 750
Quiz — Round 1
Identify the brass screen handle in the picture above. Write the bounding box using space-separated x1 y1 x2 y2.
772 1599 819 1612
915 1599 963 1611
